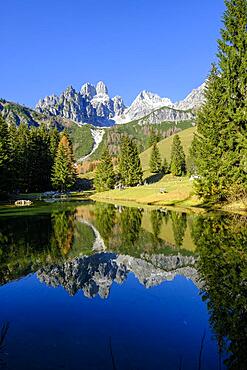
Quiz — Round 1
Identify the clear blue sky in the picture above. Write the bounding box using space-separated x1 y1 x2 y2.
1 0 225 107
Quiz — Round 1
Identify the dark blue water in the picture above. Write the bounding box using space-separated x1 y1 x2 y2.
0 202 246 369
0 273 218 370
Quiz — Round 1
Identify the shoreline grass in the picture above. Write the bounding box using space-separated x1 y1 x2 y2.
91 174 247 215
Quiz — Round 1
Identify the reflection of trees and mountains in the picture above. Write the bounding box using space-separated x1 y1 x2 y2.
0 204 198 290
0 203 246 367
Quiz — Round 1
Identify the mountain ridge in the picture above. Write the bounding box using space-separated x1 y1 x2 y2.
35 81 205 127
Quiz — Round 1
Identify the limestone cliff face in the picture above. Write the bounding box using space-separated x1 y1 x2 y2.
35 81 205 127
36 81 126 127
37 252 200 299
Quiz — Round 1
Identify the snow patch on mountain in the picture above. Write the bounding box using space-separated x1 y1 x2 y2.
77 128 105 163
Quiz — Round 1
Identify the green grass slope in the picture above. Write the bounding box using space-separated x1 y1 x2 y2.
140 126 196 174
90 119 194 160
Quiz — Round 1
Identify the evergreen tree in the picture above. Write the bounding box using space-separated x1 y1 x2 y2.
52 134 77 192
49 127 60 161
118 136 143 186
170 135 186 176
162 158 170 174
148 126 160 147
151 210 162 240
171 212 187 247
94 147 115 192
194 0 247 201
149 142 162 173
187 136 199 176
8 123 18 191
15 122 31 192
0 114 10 194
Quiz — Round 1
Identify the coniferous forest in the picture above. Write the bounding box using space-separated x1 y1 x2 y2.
0 115 77 196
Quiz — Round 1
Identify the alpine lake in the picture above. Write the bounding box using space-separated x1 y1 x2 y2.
0 199 246 370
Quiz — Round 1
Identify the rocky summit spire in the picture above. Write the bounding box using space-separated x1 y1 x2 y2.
96 81 108 96
80 83 96 99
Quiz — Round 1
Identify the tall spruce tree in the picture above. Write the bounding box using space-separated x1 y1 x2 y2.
94 147 115 192
15 122 31 192
0 114 10 194
162 158 170 175
149 142 162 173
52 134 77 192
118 136 143 186
170 135 186 176
194 0 247 201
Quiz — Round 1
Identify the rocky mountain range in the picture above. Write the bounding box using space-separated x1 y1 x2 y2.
36 81 206 127
36 81 126 127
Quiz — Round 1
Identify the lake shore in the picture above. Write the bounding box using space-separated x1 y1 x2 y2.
91 175 247 215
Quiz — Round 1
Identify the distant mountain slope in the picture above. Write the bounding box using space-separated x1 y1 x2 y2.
0 98 96 160
89 119 194 161
140 126 196 173
0 98 69 129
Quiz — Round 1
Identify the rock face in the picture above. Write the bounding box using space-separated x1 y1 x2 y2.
0 99 69 129
37 252 200 299
114 84 205 124
35 81 206 127
175 82 206 111
121 90 173 122
36 81 126 127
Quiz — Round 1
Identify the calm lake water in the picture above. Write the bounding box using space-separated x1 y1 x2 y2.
0 201 246 370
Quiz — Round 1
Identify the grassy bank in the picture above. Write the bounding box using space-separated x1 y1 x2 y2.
91 174 247 214
92 174 201 208
140 126 196 177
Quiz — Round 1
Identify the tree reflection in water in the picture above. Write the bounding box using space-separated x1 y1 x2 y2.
0 203 246 369
193 214 247 369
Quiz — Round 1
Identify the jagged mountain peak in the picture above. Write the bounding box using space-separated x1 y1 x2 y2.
135 90 173 107
36 80 124 127
80 83 96 99
35 80 205 127
96 81 108 96
175 82 206 110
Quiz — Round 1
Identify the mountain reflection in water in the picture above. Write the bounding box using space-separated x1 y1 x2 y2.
0 202 246 369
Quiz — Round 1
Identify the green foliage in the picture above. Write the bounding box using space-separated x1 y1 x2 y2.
118 136 143 186
120 207 143 246
0 114 10 194
170 134 186 176
52 133 77 192
149 142 162 173
68 124 94 160
14 123 60 192
151 210 162 240
162 158 170 174
194 0 247 202
171 212 187 247
193 213 247 368
51 211 75 256
187 135 199 176
94 147 115 192
90 120 193 161
148 126 161 147
94 203 116 244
